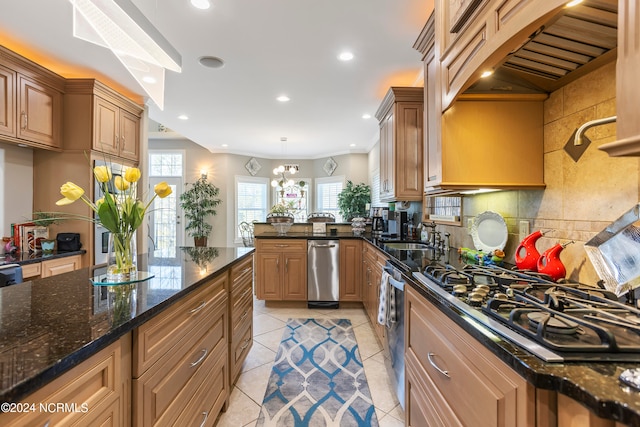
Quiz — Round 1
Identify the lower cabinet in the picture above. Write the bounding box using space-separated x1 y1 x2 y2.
362 242 387 345
405 285 534 427
229 255 254 386
339 239 362 301
0 333 131 427
20 254 83 279
132 272 229 426
255 239 307 301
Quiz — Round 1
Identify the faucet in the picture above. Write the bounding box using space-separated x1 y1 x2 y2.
574 116 617 145
444 232 451 251
423 221 436 245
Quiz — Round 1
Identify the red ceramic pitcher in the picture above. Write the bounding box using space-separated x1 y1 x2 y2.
515 230 547 271
537 241 574 282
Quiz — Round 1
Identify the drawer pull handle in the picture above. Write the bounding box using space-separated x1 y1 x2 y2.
240 310 249 321
190 348 208 367
275 244 290 248
189 301 207 314
234 267 252 282
240 338 251 350
427 352 450 378
199 411 208 427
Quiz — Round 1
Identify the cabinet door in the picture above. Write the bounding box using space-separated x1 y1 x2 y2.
41 255 82 278
339 240 362 301
380 113 394 200
283 252 307 300
17 76 61 148
94 97 120 155
119 108 140 161
0 64 15 138
424 47 442 188
255 252 282 300
395 101 423 199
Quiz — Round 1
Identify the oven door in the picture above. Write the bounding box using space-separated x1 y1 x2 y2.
94 224 110 266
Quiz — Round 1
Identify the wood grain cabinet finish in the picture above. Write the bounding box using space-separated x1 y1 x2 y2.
64 79 142 162
339 239 362 301
133 273 228 426
405 285 534 427
40 254 82 278
0 46 64 150
255 239 307 301
0 334 131 427
375 87 424 202
229 255 254 386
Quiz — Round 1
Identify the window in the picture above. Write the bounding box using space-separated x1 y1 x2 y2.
149 151 183 177
315 176 344 222
371 168 382 207
236 176 268 240
274 178 311 222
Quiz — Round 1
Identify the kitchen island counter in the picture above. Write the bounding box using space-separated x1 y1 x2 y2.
0 246 254 404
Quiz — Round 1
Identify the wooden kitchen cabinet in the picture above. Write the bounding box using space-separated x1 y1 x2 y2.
405 285 534 427
0 45 64 150
229 254 253 386
416 16 546 195
64 79 142 162
133 272 228 426
362 242 387 345
339 239 362 301
375 87 423 202
0 333 131 427
40 254 82 278
255 239 307 301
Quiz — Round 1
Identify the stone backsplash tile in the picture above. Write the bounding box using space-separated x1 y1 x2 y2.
562 61 616 116
543 89 563 124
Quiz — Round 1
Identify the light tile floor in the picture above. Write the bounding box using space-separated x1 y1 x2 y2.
214 296 404 426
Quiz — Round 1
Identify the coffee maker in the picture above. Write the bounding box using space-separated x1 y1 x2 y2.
394 211 410 240
371 207 387 237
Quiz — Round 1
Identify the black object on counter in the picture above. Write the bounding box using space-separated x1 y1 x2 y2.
57 233 82 251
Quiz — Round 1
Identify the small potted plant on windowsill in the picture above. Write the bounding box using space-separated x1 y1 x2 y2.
179 175 222 247
337 181 371 222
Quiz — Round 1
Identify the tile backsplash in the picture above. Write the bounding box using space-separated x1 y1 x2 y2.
436 61 639 286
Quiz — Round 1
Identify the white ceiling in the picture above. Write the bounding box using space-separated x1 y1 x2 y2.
0 0 431 159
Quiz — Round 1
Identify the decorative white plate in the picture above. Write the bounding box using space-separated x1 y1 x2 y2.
470 211 508 252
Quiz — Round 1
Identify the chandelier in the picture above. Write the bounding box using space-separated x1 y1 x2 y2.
271 164 300 197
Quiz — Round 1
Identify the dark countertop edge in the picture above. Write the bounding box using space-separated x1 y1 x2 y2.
1 248 254 403
254 232 364 239
405 268 640 425
4 250 87 266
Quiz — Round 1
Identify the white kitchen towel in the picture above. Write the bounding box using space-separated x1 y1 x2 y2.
377 271 390 326
387 276 397 326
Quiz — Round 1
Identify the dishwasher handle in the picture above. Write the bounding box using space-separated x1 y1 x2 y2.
310 244 336 248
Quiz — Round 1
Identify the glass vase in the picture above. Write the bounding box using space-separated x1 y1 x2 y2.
107 283 137 327
106 231 138 282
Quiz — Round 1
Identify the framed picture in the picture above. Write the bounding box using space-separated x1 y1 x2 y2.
323 157 337 176
450 0 484 33
245 157 261 176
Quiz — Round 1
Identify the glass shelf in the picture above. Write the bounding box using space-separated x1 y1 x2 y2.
90 271 155 286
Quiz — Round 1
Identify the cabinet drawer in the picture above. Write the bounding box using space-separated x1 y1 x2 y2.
230 323 253 385
257 239 306 252
40 255 81 278
0 335 127 427
231 287 253 340
134 302 227 427
20 262 41 279
231 274 253 309
230 255 253 291
133 273 227 376
406 287 529 427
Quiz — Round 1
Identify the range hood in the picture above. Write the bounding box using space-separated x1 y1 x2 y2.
465 0 618 94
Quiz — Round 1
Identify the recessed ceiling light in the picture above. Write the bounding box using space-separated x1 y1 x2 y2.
199 56 225 69
338 51 354 61
277 95 290 102
142 76 156 84
178 115 189 120
350 144 356 147
362 114 371 119
222 144 228 147
565 0 583 7
191 0 211 10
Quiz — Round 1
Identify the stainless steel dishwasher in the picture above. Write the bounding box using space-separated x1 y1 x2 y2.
307 240 339 308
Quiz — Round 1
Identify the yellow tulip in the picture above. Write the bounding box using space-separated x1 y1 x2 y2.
154 182 172 198
94 165 112 183
124 167 141 183
56 182 85 205
96 197 105 208
114 176 130 191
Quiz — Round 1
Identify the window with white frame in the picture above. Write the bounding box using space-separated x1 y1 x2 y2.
236 176 268 240
371 168 382 207
315 176 344 222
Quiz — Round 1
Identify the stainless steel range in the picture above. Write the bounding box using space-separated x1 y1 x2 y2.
413 262 640 363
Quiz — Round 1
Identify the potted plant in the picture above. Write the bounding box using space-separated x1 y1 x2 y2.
337 181 371 221
179 176 222 247
267 201 294 223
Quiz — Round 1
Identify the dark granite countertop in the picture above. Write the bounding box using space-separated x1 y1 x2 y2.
2 250 86 265
0 246 254 403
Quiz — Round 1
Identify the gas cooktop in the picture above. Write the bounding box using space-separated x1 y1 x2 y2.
413 262 640 363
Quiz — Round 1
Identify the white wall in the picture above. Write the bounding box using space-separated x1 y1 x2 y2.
0 142 33 240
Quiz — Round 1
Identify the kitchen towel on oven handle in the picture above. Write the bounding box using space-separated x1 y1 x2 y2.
378 271 397 327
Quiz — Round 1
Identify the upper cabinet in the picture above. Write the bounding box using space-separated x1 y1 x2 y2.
64 79 142 162
375 87 424 202
599 0 640 157
0 46 64 150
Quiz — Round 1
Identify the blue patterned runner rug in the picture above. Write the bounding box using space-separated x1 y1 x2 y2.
256 318 378 427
